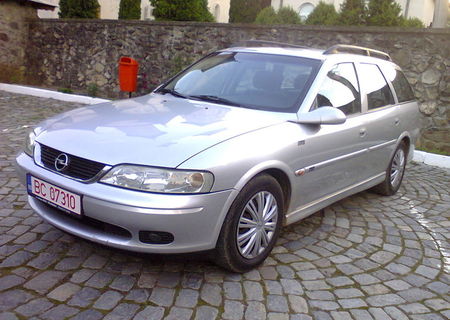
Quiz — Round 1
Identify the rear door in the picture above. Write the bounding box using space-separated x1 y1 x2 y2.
380 65 420 156
355 62 399 174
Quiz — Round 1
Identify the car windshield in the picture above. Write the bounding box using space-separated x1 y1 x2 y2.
159 51 321 112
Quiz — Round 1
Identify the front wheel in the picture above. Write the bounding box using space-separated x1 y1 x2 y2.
372 142 407 196
214 174 284 273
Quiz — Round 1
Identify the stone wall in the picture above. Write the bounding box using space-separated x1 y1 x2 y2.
0 1 38 83
24 20 450 153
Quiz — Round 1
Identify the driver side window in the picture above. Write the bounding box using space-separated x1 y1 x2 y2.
314 63 361 115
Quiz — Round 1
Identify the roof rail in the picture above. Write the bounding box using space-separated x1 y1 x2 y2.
323 45 392 61
230 40 309 49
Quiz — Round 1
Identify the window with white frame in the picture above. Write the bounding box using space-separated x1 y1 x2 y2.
298 2 315 21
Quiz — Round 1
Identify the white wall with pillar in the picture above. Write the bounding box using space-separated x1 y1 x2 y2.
39 0 230 22
271 0 343 21
271 0 438 25
208 0 230 23
397 0 436 26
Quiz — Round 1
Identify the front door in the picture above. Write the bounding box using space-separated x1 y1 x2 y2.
290 62 369 210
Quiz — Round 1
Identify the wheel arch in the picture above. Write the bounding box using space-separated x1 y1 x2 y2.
233 161 293 217
401 135 411 155
259 168 292 217
397 131 412 161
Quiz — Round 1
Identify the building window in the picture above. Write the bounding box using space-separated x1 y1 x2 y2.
298 3 315 21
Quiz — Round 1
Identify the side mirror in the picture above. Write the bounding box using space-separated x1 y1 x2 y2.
297 106 346 125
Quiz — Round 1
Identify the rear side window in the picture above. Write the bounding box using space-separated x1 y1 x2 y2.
359 63 394 110
391 70 415 102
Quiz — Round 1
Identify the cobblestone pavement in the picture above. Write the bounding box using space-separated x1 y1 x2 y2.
1 90 449 320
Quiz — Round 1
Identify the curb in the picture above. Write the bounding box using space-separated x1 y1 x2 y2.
0 83 110 105
1 83 449 169
412 150 450 169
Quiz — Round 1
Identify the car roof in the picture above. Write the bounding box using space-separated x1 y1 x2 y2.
221 43 398 68
222 46 326 60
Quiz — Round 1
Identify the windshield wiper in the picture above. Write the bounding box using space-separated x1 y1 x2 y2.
157 88 189 99
189 95 242 107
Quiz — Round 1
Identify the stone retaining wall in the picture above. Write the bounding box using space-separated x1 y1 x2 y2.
0 1 38 83
24 20 450 153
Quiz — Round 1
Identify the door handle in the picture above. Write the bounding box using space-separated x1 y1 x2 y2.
394 118 400 126
359 128 366 137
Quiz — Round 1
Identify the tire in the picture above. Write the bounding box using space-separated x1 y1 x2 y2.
372 141 407 196
214 174 284 273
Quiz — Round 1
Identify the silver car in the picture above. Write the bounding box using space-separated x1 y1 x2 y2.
15 42 420 272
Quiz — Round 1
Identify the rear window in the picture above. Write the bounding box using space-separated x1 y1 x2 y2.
391 70 415 103
379 65 415 103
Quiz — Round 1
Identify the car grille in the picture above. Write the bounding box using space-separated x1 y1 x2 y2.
40 144 105 181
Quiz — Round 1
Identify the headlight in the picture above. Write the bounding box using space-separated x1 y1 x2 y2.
24 129 36 157
100 165 214 194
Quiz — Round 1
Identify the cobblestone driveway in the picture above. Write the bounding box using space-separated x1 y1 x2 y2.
0 91 449 320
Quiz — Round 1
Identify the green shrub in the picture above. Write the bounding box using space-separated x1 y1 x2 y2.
230 0 271 23
150 0 215 22
305 2 339 26
255 6 301 25
254 6 279 24
119 0 141 19
367 0 403 26
59 0 100 18
402 17 425 28
337 0 367 26
277 6 302 25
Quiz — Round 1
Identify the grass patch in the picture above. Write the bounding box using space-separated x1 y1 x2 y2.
57 88 73 94
416 146 449 156
0 64 25 83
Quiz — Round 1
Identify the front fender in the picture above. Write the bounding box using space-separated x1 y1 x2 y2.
177 122 301 193
232 160 294 192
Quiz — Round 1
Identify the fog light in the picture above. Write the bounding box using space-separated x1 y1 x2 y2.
139 231 174 244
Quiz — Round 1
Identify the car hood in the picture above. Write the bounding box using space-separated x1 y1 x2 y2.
35 93 294 167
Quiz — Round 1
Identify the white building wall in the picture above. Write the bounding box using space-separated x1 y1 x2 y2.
37 0 59 18
98 0 120 19
38 0 230 22
272 0 435 25
272 0 343 13
397 0 435 26
141 0 153 20
208 0 231 23
421 0 435 26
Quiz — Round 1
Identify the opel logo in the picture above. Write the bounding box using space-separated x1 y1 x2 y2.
55 153 69 172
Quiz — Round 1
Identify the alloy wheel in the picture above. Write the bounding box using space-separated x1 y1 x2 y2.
236 191 278 259
390 148 405 188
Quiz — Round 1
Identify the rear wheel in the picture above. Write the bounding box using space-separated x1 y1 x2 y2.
373 142 407 196
214 174 284 273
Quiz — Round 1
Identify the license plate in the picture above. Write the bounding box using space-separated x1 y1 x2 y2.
27 175 82 216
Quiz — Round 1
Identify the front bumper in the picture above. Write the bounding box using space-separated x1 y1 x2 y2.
15 152 237 253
